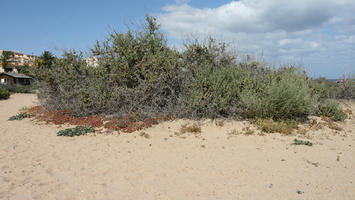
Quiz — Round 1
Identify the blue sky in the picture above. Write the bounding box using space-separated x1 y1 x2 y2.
1 0 355 78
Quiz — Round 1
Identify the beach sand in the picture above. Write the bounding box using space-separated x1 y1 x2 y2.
1 93 355 200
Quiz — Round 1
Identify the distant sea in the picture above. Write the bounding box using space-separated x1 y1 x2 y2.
327 78 354 82
327 79 339 82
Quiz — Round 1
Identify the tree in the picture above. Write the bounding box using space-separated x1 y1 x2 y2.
1 51 14 68
32 51 56 80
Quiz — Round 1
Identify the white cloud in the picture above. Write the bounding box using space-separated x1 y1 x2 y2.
158 0 355 78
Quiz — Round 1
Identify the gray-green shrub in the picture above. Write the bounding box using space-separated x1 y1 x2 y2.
33 16 323 121
240 67 316 120
36 16 182 117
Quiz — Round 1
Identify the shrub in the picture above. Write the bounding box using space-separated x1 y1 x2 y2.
0 87 10 100
33 16 326 123
179 39 264 118
335 74 355 99
240 67 316 120
57 126 95 137
309 77 331 100
1 84 35 93
317 99 347 121
36 16 182 117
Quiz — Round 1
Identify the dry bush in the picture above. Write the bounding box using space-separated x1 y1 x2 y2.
227 129 239 137
308 117 344 131
308 119 324 131
297 128 308 135
214 119 225 127
180 123 202 133
139 132 150 138
344 109 353 119
242 126 255 135
320 117 343 131
254 118 297 135
327 123 343 131
176 123 202 136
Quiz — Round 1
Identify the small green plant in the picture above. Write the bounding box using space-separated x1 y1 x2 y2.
8 112 33 120
317 99 347 121
292 139 313 146
57 126 95 137
0 87 10 100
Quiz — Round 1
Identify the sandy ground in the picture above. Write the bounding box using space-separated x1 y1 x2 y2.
1 93 355 200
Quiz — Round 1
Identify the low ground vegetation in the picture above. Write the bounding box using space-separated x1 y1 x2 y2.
57 126 95 137
292 139 313 146
8 112 33 120
28 16 351 134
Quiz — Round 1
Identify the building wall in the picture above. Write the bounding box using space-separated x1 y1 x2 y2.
0 50 38 69
0 74 15 84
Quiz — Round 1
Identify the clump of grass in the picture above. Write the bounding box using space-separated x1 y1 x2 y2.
292 139 313 146
8 112 34 121
57 126 95 137
317 99 347 121
254 118 297 135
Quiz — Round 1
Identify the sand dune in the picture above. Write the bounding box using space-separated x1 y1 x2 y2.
1 93 355 200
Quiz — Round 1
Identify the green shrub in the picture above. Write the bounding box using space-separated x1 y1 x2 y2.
8 112 33 120
0 87 10 100
317 99 347 121
57 126 95 137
